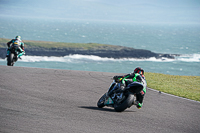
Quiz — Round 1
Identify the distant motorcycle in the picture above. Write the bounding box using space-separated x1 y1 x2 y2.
97 77 144 112
7 45 23 66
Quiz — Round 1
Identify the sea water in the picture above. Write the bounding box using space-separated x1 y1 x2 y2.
0 16 199 76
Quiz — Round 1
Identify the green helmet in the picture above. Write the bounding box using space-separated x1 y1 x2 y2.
15 36 21 40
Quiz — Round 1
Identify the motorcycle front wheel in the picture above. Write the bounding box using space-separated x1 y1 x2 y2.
7 53 14 66
97 93 107 108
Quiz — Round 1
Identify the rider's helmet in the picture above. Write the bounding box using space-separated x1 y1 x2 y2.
134 67 144 75
15 36 21 40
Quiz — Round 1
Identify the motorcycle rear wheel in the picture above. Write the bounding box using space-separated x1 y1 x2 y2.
7 53 14 66
97 93 107 108
114 94 134 112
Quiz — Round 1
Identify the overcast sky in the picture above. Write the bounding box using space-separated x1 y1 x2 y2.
0 0 199 24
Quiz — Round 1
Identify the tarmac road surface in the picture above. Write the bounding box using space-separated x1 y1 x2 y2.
0 65 200 133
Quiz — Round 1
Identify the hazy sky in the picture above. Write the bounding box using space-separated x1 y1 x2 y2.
0 0 200 24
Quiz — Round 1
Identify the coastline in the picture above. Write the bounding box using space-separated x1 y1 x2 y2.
0 47 176 59
0 38 177 59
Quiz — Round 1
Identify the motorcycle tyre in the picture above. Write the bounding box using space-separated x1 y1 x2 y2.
7 53 14 66
97 93 106 108
114 94 134 112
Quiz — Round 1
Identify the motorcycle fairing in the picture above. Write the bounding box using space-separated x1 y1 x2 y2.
104 97 114 105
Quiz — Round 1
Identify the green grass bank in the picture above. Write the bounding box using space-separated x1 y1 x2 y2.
0 38 121 50
145 72 200 102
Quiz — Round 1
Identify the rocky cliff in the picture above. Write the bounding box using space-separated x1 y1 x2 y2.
0 47 176 59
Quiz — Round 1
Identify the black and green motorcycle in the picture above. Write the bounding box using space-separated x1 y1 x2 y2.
7 45 25 66
97 77 144 112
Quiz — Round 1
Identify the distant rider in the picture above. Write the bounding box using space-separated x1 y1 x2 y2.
112 67 147 109
6 36 25 58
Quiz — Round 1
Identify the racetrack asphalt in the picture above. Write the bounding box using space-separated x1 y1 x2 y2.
0 65 200 133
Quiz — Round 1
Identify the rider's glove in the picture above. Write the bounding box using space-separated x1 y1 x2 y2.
113 76 118 81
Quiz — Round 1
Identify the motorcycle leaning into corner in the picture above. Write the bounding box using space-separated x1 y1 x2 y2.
97 77 145 112
7 44 25 66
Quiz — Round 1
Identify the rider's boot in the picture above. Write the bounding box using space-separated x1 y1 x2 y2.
132 100 142 109
17 51 25 60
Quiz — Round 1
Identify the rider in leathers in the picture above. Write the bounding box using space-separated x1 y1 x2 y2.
6 36 25 58
113 67 147 109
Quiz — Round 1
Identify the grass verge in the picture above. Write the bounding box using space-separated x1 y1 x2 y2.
0 38 119 50
145 72 200 101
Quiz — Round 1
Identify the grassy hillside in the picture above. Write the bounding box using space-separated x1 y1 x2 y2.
0 38 122 50
145 72 200 101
